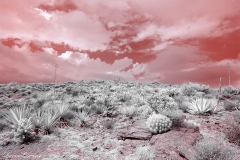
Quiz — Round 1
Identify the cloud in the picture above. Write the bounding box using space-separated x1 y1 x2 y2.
1 0 240 87
0 2 112 52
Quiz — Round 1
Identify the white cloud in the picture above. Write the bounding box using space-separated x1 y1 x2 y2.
35 8 52 20
152 41 174 51
43 47 56 55
181 67 198 72
59 51 73 59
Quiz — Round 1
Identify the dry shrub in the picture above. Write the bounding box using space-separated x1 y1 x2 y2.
224 115 240 147
161 109 186 130
194 136 236 160
223 100 238 111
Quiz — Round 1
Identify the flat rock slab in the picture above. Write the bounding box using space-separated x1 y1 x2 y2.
116 119 152 140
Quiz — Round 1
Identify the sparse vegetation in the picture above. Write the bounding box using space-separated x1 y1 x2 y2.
0 81 240 159
194 137 236 160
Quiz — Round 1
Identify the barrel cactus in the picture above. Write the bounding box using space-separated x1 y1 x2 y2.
146 114 172 134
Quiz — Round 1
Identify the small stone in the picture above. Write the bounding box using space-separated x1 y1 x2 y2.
93 147 97 151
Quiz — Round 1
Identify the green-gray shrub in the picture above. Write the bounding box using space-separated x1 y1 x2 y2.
125 146 155 160
194 137 236 160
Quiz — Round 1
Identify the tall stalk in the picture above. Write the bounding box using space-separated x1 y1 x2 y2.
54 64 58 100
227 63 230 86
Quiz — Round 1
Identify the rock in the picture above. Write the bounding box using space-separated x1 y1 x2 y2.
116 119 152 140
150 126 202 160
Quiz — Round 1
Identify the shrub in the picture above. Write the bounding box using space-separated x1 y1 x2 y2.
136 105 153 118
161 110 185 130
72 90 79 97
119 92 132 102
223 100 238 111
104 120 115 130
146 113 172 134
194 137 236 160
186 98 216 115
147 94 178 113
180 84 197 96
224 116 240 147
90 104 106 114
120 105 138 119
83 99 94 106
125 146 155 160
75 111 89 127
222 86 236 98
234 111 240 123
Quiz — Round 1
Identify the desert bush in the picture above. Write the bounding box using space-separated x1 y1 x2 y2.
76 104 91 114
83 98 95 106
136 105 153 118
72 90 79 97
161 110 185 130
194 136 236 160
90 104 106 114
148 94 178 113
146 113 172 134
221 86 239 98
234 111 240 123
125 146 155 160
186 98 216 115
164 88 180 97
178 101 189 113
224 116 240 147
119 92 132 103
104 120 115 130
223 100 238 111
180 84 197 96
65 86 73 94
75 111 89 127
120 105 138 118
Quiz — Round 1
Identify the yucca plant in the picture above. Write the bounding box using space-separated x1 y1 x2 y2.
41 108 60 134
53 102 70 119
187 98 215 115
31 108 44 134
1 105 35 143
75 111 89 127
52 101 73 128
1 104 31 126
11 117 35 144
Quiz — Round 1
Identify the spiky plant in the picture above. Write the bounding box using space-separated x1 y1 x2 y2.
41 108 60 134
75 111 89 127
11 117 35 144
1 104 31 126
31 108 44 134
53 102 70 120
187 98 215 115
146 113 172 134
1 105 35 143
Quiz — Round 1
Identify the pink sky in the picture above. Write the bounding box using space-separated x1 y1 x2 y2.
1 0 240 87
